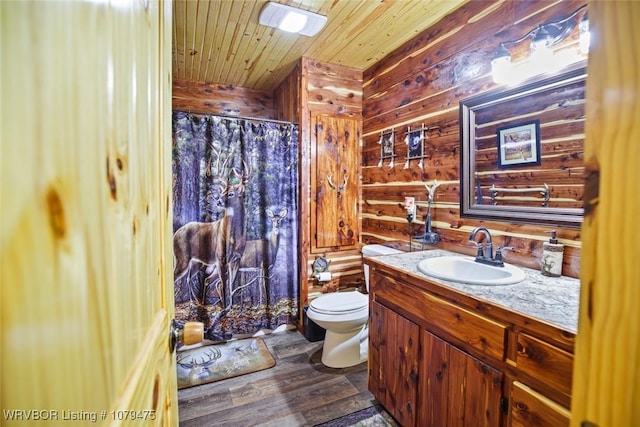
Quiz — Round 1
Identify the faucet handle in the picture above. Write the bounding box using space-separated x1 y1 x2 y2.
495 246 515 262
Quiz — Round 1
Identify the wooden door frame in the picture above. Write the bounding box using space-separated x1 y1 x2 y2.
571 2 640 426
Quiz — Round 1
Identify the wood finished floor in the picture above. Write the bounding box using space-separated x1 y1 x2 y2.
177 329 396 426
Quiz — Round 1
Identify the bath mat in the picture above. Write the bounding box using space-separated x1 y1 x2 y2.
314 404 398 427
176 337 275 389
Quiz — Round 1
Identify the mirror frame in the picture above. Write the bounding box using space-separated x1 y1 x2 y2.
460 66 586 229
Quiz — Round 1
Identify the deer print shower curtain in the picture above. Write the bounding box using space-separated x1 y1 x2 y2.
172 112 299 340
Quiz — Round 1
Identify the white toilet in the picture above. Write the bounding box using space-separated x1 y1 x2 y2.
306 244 402 368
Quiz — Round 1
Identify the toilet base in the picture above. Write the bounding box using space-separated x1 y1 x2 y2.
320 325 368 368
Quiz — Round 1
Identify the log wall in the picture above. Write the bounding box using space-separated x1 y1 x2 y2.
362 0 587 277
172 78 275 119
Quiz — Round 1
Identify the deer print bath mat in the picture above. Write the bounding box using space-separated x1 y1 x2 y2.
176 337 275 389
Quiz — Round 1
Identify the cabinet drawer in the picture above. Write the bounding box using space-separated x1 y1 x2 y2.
429 295 506 361
516 333 573 396
510 381 570 427
373 274 506 361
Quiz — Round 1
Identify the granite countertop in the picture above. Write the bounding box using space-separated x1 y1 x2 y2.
367 249 581 333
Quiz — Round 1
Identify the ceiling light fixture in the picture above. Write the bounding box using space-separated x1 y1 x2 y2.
491 4 589 85
259 2 327 36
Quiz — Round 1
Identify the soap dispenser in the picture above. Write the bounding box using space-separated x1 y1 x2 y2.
541 230 564 277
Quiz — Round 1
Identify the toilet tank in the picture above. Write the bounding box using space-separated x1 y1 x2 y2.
362 244 402 291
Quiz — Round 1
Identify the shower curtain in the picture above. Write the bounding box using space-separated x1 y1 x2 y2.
172 111 299 340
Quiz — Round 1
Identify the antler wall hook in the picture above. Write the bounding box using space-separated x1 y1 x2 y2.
425 180 441 202
327 173 348 191
327 173 336 190
339 175 348 191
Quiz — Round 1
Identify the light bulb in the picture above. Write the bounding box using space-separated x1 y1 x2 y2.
530 27 554 66
278 11 307 33
491 45 511 84
579 13 590 55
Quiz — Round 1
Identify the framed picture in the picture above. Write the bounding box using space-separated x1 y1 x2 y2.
496 119 541 168
380 130 395 159
407 129 424 159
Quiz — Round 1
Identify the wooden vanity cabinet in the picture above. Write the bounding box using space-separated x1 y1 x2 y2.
369 272 505 427
369 300 503 427
367 262 574 427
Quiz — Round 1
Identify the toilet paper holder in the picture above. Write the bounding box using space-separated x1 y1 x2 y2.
316 271 332 282
312 256 332 282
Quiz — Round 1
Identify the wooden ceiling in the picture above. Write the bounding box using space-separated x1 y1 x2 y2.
172 0 469 92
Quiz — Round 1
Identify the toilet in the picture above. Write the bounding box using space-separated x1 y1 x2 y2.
306 244 402 368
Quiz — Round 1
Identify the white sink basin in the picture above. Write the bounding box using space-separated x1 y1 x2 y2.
417 256 525 285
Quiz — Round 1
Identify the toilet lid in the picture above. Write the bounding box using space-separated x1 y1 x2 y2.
309 292 368 315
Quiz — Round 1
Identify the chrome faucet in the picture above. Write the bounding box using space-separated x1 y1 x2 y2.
469 227 512 266
469 226 493 257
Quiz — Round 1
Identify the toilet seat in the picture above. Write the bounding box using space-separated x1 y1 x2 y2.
309 291 368 315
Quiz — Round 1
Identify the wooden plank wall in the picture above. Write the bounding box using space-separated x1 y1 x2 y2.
362 0 586 278
172 78 275 119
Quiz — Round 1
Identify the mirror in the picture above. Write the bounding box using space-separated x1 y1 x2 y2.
460 65 586 228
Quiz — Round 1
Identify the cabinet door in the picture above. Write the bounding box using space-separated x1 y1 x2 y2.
311 114 360 252
419 329 504 427
369 301 420 426
418 330 450 426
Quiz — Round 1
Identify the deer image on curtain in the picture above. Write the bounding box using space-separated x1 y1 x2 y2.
172 112 299 340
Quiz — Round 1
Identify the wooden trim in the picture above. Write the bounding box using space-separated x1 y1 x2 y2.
571 2 640 426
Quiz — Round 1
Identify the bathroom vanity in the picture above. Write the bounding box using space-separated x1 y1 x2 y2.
366 249 579 427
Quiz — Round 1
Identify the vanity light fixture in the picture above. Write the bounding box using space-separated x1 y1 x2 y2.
491 4 589 84
259 2 327 36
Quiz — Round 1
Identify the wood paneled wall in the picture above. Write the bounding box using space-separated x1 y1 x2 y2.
172 78 275 119
362 0 586 278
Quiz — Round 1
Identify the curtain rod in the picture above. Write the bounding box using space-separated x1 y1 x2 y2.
174 109 298 125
